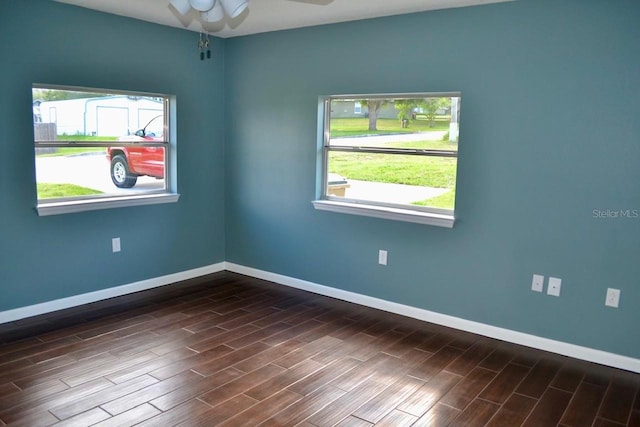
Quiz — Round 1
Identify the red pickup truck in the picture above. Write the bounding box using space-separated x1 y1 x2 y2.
107 117 165 188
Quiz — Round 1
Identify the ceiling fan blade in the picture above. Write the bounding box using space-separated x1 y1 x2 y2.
286 0 334 5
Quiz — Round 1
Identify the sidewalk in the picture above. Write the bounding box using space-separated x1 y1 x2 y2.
35 153 164 195
343 180 449 205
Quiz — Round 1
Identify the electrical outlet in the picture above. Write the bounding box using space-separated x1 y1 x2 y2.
531 274 544 292
112 237 121 253
547 277 561 297
605 288 620 308
378 250 388 266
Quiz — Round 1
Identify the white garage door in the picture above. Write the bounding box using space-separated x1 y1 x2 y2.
96 106 128 137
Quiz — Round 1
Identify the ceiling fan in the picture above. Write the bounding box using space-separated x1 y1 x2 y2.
170 0 334 28
170 0 248 24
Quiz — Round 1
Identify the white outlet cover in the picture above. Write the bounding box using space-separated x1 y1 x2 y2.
547 277 561 297
531 274 544 292
605 288 620 308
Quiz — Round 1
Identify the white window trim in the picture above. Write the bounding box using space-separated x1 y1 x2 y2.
312 200 454 228
37 193 180 216
313 92 459 229
32 84 178 216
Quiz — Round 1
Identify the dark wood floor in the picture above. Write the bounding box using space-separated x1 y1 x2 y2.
0 272 638 427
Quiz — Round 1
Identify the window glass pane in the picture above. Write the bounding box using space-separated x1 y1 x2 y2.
33 88 166 142
329 96 460 152
35 146 166 200
327 151 457 211
32 85 171 208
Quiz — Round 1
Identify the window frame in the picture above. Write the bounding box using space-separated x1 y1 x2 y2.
312 92 460 228
32 84 179 216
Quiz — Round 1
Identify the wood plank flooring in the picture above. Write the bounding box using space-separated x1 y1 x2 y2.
0 271 638 426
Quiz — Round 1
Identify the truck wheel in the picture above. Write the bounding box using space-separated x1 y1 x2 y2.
110 155 137 188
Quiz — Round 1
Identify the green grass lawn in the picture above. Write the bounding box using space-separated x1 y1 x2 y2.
412 188 456 209
329 152 456 189
330 118 450 137
58 135 118 141
328 138 458 209
37 183 102 199
329 138 457 188
358 139 458 151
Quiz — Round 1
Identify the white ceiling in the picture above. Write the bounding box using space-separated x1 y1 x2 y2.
54 0 513 38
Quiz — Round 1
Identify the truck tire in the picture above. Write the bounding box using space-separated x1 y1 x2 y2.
110 155 138 188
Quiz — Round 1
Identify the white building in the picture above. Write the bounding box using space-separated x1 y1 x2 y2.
34 96 163 137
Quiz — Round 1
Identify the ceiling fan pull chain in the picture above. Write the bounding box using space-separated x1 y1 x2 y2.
205 34 211 59
198 32 205 60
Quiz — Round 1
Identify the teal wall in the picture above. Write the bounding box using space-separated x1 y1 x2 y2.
0 0 226 309
224 0 640 358
1 0 639 360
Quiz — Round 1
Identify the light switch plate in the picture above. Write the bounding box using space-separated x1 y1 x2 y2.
378 250 387 266
112 237 121 253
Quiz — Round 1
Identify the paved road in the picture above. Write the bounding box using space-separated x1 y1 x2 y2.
36 153 164 195
331 131 448 146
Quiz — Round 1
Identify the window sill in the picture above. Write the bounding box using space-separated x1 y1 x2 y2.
312 200 455 228
36 193 180 216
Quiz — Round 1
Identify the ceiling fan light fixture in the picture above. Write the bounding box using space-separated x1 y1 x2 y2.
219 0 249 19
188 0 216 12
169 0 192 16
201 1 224 23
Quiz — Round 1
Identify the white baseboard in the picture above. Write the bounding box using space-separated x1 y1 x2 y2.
3 261 638 373
225 262 640 373
0 263 226 324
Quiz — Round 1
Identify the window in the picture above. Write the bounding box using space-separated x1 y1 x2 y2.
313 93 461 228
33 85 179 216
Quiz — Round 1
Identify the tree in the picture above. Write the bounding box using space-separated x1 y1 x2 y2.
32 89 107 101
393 99 420 128
358 99 388 131
421 97 452 128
